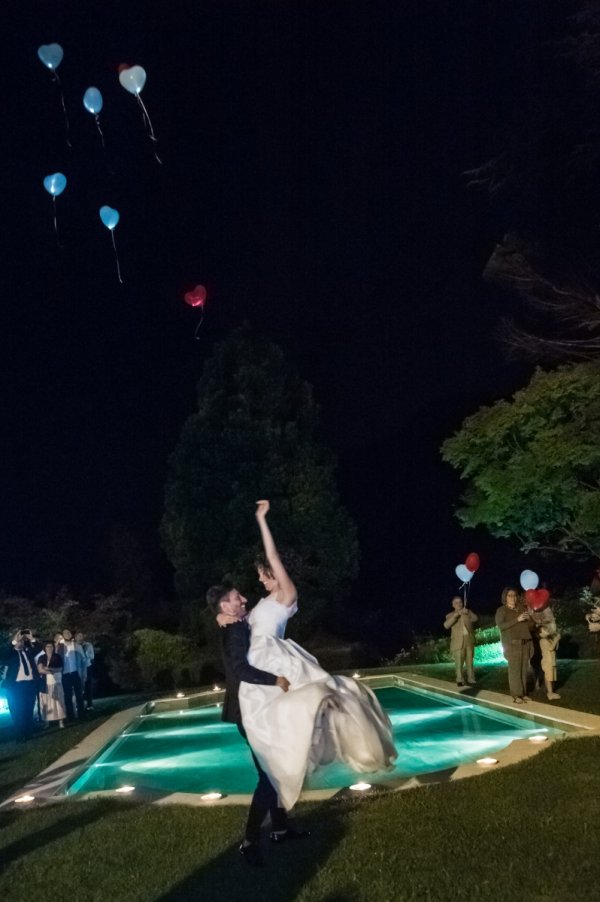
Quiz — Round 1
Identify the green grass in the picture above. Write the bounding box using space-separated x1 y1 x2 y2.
1 668 599 901
400 658 600 716
0 695 154 804
0 736 598 901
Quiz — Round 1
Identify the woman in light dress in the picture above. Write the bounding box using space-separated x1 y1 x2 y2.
37 641 66 728
224 500 397 810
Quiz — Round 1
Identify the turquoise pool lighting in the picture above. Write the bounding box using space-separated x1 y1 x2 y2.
64 685 560 797
474 641 505 666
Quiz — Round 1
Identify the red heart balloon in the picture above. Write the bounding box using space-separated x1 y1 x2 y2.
465 552 480 573
118 63 132 73
525 588 550 611
184 285 207 308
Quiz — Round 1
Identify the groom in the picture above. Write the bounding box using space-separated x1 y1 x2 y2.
207 583 305 866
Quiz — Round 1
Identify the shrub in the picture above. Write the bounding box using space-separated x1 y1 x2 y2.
132 628 206 689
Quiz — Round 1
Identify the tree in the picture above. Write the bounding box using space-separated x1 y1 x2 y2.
161 329 358 630
466 5 600 360
107 524 154 611
484 233 600 361
441 362 600 559
131 628 206 689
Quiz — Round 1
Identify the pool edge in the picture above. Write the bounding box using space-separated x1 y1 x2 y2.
4 673 600 809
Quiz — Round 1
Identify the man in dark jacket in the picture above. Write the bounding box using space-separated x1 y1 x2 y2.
207 584 306 866
1 630 39 742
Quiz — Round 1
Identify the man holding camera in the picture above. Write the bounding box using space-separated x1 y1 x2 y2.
1 630 39 742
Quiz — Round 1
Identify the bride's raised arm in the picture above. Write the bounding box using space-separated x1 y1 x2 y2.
255 500 297 607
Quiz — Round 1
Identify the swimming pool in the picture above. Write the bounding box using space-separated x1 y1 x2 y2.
64 682 561 798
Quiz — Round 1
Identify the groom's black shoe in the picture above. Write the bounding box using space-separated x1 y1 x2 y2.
269 828 311 844
239 842 265 866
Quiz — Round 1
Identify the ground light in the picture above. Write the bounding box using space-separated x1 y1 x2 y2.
176 692 185 698
14 794 35 804
213 685 221 692
349 782 372 791
529 734 548 743
352 672 361 679
476 757 498 766
115 785 135 794
200 792 224 801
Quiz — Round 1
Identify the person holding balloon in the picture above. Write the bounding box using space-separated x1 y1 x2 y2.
495 587 533 704
518 570 561 701
528 604 561 701
443 596 478 686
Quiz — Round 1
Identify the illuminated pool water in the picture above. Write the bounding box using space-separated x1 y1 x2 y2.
64 684 560 797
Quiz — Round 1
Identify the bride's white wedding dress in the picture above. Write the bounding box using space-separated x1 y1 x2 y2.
238 594 397 810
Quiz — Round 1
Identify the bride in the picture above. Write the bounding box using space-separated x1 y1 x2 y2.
222 500 397 811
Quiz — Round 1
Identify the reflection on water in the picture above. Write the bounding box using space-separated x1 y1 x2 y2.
66 686 558 796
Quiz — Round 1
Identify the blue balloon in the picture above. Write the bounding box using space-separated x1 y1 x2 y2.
83 87 103 115
37 43 64 70
520 569 539 591
43 172 67 196
455 564 474 584
99 205 120 230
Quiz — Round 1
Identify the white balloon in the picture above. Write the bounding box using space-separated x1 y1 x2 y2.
520 569 539 590
118 65 147 95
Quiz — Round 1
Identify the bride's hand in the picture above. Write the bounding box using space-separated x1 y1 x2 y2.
255 499 270 520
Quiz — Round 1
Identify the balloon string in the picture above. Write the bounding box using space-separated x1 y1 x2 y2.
136 94 163 165
136 93 153 135
94 115 106 151
52 196 62 248
51 70 72 148
193 309 205 340
94 115 114 175
111 231 124 284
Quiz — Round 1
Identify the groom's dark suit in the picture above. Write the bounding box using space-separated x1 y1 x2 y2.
219 620 288 842
220 620 277 722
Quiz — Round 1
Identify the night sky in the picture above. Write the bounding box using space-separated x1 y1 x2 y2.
2 1 582 640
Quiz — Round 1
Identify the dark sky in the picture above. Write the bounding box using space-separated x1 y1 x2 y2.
1 1 582 637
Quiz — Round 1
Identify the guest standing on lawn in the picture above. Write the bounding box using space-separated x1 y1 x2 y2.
76 631 95 710
58 630 87 720
443 596 478 686
0 631 39 742
528 603 561 701
37 641 66 728
495 587 533 704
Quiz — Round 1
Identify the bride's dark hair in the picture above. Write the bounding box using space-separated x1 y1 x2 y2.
254 553 274 578
254 549 302 583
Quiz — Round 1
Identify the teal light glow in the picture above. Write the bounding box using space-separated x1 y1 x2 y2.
65 685 560 798
474 641 505 666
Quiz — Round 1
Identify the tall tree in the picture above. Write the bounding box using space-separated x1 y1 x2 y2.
161 329 358 630
441 362 600 559
107 524 154 609
467 4 600 359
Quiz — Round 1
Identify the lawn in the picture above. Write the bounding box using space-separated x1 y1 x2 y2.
400 658 600 716
0 669 599 901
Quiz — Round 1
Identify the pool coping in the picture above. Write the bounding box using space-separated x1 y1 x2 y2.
4 672 600 809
